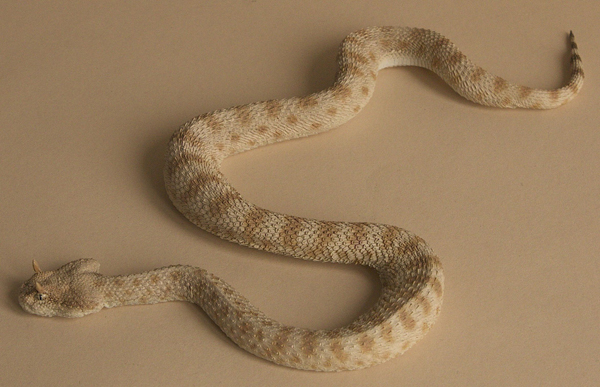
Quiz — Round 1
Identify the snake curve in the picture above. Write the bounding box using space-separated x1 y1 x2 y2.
19 27 583 371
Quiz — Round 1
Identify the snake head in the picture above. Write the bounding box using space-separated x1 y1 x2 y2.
19 258 104 318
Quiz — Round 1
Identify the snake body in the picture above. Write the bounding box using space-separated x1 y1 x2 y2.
19 27 583 371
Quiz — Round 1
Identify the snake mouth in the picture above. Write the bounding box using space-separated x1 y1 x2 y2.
18 290 36 316
17 281 52 317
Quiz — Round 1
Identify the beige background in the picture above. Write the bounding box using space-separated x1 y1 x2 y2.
1 1 598 386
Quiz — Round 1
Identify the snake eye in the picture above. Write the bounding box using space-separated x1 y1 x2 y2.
34 282 47 301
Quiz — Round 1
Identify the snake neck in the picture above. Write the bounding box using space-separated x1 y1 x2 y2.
97 266 200 309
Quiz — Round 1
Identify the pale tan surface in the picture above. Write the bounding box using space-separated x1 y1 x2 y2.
1 1 598 386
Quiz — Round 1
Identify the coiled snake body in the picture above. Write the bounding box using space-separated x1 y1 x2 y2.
19 27 583 371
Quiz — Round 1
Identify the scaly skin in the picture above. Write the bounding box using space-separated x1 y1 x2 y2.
19 27 583 371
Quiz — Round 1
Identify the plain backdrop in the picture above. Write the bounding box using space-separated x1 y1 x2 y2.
1 1 598 386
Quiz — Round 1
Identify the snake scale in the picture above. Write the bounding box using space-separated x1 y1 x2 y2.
19 27 583 371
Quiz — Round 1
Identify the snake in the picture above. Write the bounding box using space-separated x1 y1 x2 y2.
19 27 583 371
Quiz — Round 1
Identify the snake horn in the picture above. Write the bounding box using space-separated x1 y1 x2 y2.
34 282 46 294
32 260 42 274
